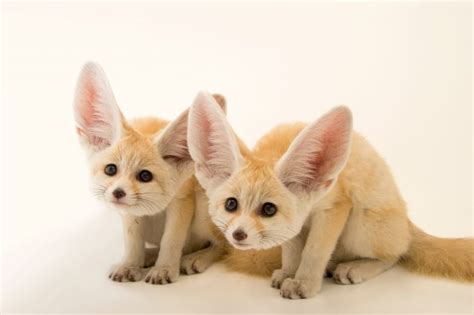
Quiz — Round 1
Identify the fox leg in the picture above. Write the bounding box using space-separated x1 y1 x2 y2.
145 195 194 285
180 242 226 275
333 258 396 284
109 214 146 282
279 202 351 299
330 206 410 285
271 234 305 289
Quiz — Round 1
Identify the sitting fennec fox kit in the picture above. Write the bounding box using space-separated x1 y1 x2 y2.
187 95 474 299
74 63 231 284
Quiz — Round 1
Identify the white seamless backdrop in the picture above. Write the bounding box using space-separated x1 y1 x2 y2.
2 2 472 314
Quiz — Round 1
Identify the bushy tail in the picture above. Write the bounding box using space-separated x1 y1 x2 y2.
399 221 474 282
222 245 282 277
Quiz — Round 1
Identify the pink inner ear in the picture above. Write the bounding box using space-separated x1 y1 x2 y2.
199 113 214 161
83 87 96 127
75 79 115 148
189 92 238 180
299 108 352 187
192 107 222 172
80 80 101 128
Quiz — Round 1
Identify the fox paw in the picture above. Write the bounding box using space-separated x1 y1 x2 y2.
271 269 292 289
280 278 320 299
180 254 208 275
145 265 179 285
108 265 143 282
333 262 367 284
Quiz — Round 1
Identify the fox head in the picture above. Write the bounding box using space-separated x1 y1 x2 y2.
188 93 352 250
74 63 225 217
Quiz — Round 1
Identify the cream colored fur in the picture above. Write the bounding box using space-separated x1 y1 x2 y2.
187 96 474 299
74 63 227 284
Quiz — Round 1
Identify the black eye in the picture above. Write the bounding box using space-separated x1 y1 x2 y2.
104 164 117 176
261 202 277 217
138 170 153 182
225 197 238 212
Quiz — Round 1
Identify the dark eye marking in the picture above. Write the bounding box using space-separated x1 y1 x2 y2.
137 170 153 182
104 164 117 176
261 202 277 217
224 197 238 212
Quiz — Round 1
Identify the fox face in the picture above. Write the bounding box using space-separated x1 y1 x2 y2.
74 63 193 216
188 92 352 250
207 162 301 250
87 126 193 216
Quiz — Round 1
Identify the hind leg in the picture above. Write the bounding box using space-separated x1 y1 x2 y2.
331 206 410 284
333 258 396 284
180 243 225 275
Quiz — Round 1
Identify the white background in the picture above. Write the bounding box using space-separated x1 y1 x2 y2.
1 1 472 314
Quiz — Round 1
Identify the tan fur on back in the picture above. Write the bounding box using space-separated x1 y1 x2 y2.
129 117 169 136
223 246 282 277
252 122 307 166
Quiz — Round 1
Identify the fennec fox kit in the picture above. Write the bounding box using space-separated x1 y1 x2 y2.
187 97 473 299
74 63 227 284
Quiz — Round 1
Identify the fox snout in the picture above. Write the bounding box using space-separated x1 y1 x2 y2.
106 185 132 206
232 229 248 241
112 188 126 200
227 226 255 250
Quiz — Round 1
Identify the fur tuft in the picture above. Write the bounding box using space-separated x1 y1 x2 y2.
222 245 282 277
399 221 474 282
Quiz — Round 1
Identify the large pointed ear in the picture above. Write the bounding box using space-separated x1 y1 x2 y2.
155 108 192 166
187 91 242 190
154 93 227 168
276 106 353 196
73 62 124 152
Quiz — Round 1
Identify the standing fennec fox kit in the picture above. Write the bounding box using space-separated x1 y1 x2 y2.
187 94 474 299
74 63 229 284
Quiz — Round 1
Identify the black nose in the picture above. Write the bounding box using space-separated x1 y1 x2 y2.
232 229 248 241
112 188 126 199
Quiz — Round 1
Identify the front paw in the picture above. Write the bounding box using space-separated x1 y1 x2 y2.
108 264 143 282
280 278 321 300
271 269 292 289
145 265 179 285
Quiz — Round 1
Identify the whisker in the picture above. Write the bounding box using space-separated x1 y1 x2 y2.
212 217 229 232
